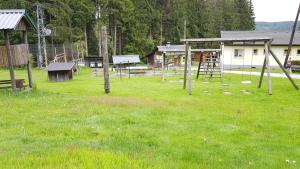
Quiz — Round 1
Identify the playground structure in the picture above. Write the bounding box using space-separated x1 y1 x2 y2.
195 49 222 80
181 37 299 95
0 9 36 92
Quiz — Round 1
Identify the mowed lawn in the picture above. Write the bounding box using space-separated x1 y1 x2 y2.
0 68 299 169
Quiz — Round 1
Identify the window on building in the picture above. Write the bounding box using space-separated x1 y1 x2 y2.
297 49 300 55
234 49 244 58
253 49 258 55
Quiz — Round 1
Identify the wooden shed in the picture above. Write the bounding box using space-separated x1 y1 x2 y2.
0 9 36 91
47 62 74 82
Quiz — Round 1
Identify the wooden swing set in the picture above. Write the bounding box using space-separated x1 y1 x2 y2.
181 37 299 95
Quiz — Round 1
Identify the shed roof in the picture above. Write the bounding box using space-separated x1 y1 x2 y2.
0 9 36 30
157 45 186 52
221 31 300 45
112 55 140 65
47 62 74 71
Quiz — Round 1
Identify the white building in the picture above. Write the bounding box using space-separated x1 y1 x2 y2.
221 31 300 68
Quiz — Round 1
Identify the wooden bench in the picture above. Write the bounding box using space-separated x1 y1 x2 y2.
0 79 26 89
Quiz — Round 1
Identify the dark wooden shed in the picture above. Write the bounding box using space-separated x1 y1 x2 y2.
47 62 74 82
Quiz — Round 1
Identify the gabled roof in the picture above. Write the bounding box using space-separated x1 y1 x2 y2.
112 55 140 65
47 62 74 71
221 31 300 45
0 9 37 30
157 45 186 52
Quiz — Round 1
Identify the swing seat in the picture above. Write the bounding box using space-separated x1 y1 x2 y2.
241 80 252 84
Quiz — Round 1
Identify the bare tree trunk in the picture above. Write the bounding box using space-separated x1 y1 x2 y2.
84 25 89 57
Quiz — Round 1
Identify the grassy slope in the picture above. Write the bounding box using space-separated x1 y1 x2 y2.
0 68 299 169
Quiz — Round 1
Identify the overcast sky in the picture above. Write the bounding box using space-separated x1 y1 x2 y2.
253 0 299 22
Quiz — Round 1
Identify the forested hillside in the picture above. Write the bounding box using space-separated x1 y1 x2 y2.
0 0 255 58
256 21 299 31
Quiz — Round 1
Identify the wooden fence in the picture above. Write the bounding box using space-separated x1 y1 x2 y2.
0 44 29 67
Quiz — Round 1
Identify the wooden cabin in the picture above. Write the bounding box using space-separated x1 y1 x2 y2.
47 63 74 82
0 9 36 91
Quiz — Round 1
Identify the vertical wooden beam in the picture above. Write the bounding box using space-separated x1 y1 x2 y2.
258 57 266 88
24 30 33 89
183 42 189 89
187 45 192 95
102 26 110 94
265 41 272 95
284 3 300 68
4 30 16 92
269 49 299 90
161 52 165 82
196 52 203 79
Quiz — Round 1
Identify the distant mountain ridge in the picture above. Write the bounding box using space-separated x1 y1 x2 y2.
255 21 300 31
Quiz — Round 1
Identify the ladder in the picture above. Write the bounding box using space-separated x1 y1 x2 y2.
197 52 223 80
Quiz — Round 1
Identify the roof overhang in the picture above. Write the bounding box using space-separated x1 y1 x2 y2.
0 9 37 31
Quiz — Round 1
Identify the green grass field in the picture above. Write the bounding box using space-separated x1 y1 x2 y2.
0 68 299 169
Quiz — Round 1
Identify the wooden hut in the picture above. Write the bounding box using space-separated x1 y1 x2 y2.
0 9 36 91
47 62 74 82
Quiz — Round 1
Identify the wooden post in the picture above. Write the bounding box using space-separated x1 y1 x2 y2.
183 42 189 89
269 49 299 90
63 44 67 63
258 57 266 88
162 52 165 82
187 45 192 95
24 30 33 89
196 52 203 79
102 26 110 94
4 30 16 92
265 41 272 95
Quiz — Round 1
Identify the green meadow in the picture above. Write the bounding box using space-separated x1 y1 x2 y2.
0 68 299 169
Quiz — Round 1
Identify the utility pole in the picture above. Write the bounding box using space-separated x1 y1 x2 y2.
35 3 49 67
